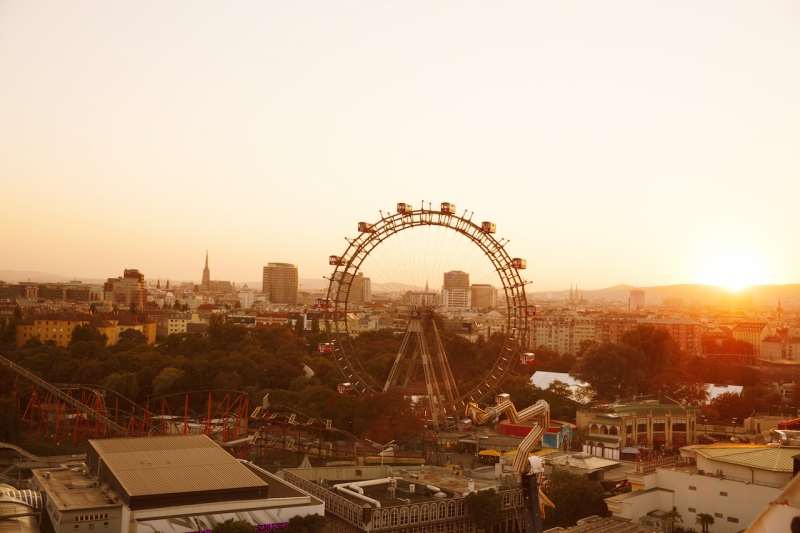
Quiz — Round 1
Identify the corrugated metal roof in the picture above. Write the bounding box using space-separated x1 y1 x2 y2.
90 435 266 497
692 444 800 473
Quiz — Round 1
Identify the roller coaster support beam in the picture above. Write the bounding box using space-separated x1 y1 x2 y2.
0 354 127 437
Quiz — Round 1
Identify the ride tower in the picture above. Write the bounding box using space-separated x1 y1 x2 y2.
383 302 459 430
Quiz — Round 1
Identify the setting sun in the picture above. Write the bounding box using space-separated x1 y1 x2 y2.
698 248 770 290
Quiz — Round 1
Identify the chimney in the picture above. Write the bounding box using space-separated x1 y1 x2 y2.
468 479 475 492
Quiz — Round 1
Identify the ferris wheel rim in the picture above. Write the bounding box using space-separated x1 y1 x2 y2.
323 203 529 412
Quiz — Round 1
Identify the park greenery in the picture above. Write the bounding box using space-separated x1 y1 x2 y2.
0 311 791 449
464 488 503 532
541 470 609 529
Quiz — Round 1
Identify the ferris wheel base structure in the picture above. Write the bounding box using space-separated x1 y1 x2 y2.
325 201 533 431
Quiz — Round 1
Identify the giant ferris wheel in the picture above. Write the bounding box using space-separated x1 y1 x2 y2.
321 202 533 431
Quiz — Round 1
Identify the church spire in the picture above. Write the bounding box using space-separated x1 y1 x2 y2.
201 250 211 290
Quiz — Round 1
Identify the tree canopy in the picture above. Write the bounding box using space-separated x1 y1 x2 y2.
465 489 503 532
542 470 608 529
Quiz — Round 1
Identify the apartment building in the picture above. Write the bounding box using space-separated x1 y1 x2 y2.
732 323 772 357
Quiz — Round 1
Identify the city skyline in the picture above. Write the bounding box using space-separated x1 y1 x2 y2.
1 2 799 290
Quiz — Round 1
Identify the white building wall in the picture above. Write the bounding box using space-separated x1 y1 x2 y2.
654 468 780 533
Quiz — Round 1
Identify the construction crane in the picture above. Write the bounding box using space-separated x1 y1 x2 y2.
465 398 555 533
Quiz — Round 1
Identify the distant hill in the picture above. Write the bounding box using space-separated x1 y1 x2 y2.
532 283 800 307
0 269 107 284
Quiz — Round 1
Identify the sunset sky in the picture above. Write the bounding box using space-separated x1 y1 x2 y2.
1 2 798 291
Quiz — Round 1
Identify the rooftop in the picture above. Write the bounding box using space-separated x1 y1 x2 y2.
88 435 267 498
31 468 122 512
683 444 800 473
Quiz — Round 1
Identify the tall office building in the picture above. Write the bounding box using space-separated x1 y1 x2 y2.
630 289 645 310
104 269 147 308
470 284 497 309
362 275 372 303
262 263 298 305
442 271 470 308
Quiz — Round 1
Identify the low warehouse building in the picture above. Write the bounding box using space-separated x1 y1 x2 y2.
31 435 323 533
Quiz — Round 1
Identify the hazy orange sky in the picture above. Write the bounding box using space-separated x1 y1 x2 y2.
1 2 798 291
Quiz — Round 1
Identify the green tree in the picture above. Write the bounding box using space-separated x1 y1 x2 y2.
284 514 327 533
695 512 715 533
465 489 502 532
70 324 108 346
542 470 608 529
13 306 22 319
213 519 254 533
118 328 147 346
152 367 186 397
103 372 140 400
570 342 646 400
664 509 683 533
129 302 138 315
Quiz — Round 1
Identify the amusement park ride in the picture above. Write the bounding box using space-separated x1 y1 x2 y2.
323 201 533 431
0 354 250 447
320 201 553 533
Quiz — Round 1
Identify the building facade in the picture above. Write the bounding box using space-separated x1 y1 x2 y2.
470 284 496 309
262 263 298 305
732 323 772 357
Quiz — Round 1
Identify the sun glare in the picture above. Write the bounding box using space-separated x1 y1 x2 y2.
699 249 770 290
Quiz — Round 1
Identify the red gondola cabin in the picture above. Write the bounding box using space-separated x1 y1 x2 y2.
358 222 376 233
337 382 355 394
315 298 333 309
519 353 535 365
481 222 496 234
440 202 456 214
329 255 345 266
397 203 413 214
526 305 541 316
495 393 511 406
318 343 334 354
511 258 527 269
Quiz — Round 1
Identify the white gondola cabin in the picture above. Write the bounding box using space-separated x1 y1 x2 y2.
337 382 355 394
318 342 334 354
440 202 456 214
519 353 535 365
457 419 473 431
397 203 413 214
526 305 541 316
358 222 376 233
495 393 511 406
329 255 345 266
481 222 496 234
511 258 527 269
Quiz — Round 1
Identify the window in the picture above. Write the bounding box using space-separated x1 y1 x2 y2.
391 509 398 527
448 501 455 518
673 419 687 431
383 510 390 528
439 503 445 520
625 421 633 434
373 511 381 529
431 503 438 520
411 506 419 523
401 507 409 525
653 419 666 431
637 419 647 432
421 505 428 521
